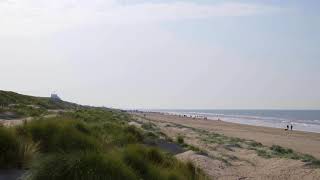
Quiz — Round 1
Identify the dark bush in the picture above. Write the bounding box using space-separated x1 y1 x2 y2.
25 152 138 180
177 136 184 144
0 127 39 169
123 145 150 176
0 127 20 168
147 148 164 164
23 118 100 153
141 123 156 130
270 145 293 155
248 141 263 147
257 149 271 158
125 126 144 142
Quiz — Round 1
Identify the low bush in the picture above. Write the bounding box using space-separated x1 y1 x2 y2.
141 123 156 131
0 127 38 169
270 145 293 155
111 126 144 146
20 118 101 153
0 127 20 168
248 141 263 147
123 144 207 180
256 149 272 158
1 108 208 179
301 154 320 168
177 136 184 144
124 126 144 143
12 105 47 117
17 139 39 168
24 152 138 180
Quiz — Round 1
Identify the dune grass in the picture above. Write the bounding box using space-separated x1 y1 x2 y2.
0 126 21 168
24 152 138 180
177 135 185 144
123 144 206 180
0 90 78 110
0 108 207 180
0 126 39 169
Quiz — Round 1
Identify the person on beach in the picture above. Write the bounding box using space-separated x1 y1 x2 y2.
286 125 289 131
291 124 293 131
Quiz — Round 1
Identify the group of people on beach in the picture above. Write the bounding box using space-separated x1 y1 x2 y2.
286 124 293 131
178 114 208 120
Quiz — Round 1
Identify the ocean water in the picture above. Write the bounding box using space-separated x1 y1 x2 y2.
153 109 320 133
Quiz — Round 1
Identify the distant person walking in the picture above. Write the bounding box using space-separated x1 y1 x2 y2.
291 124 293 131
287 125 289 130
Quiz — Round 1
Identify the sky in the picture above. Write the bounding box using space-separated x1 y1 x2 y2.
0 0 319 109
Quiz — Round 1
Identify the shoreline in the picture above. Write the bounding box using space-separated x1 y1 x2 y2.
138 112 320 159
152 111 320 134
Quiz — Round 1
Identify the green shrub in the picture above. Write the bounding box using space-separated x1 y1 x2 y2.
125 126 144 142
177 136 184 144
309 159 320 168
123 145 150 176
248 141 263 147
123 145 174 179
301 154 320 168
270 145 293 155
123 144 207 180
66 109 128 123
145 132 158 139
24 152 138 180
0 127 20 168
147 148 165 164
112 126 144 146
302 154 316 162
141 123 156 131
22 118 101 153
256 149 272 158
12 105 47 117
17 139 39 168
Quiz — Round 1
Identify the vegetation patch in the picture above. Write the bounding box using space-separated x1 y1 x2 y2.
166 122 320 168
24 152 138 180
0 127 21 168
141 122 158 131
177 135 185 144
0 127 39 169
256 149 272 158
0 99 208 180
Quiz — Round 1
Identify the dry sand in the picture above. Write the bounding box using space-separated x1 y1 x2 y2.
141 112 320 159
131 112 320 180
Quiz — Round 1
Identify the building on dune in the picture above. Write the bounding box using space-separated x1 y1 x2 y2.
50 93 61 101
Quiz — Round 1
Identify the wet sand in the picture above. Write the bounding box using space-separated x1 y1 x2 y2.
140 112 320 159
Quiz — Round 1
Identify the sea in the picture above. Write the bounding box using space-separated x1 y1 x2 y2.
151 109 320 133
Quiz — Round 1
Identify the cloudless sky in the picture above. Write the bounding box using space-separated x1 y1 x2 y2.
0 0 319 109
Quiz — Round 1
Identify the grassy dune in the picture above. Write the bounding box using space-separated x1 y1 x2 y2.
0 97 207 180
0 90 79 118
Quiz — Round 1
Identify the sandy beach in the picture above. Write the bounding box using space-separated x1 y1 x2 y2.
131 112 320 179
140 112 320 159
146 113 320 158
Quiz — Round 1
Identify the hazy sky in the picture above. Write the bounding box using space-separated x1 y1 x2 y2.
1 0 319 109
